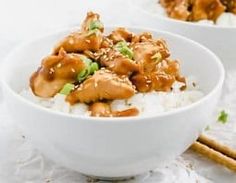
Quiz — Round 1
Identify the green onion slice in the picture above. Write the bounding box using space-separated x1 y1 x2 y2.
90 62 99 74
89 20 103 31
77 68 90 82
115 41 134 59
115 41 127 48
60 83 75 95
86 29 99 37
217 110 228 124
80 56 92 66
77 59 99 82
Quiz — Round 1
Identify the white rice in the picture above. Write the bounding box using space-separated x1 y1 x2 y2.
20 76 204 117
143 0 236 27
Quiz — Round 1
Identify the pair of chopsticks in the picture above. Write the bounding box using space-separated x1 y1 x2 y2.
190 135 236 172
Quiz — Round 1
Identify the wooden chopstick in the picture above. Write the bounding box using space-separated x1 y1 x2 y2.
190 135 236 172
198 135 236 159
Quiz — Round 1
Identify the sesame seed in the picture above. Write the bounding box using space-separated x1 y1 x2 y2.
57 63 62 68
110 64 115 68
50 67 54 71
69 39 74 45
85 39 91 43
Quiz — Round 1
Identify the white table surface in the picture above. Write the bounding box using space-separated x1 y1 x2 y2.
0 0 236 182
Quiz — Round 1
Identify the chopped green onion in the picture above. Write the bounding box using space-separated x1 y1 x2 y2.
86 29 99 37
119 47 134 59
77 68 90 82
60 83 75 95
90 62 99 74
115 41 128 48
115 41 134 59
89 20 103 31
77 61 100 82
80 56 92 66
217 110 228 124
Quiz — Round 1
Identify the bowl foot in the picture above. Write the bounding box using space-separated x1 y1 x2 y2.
85 175 135 182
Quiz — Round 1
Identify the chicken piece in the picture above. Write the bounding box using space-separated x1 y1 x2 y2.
53 12 104 54
101 37 114 48
85 43 140 76
191 0 226 21
99 48 140 75
66 69 135 104
157 59 186 88
159 0 175 8
157 59 181 77
53 30 103 54
160 0 226 21
108 28 133 44
169 2 191 20
131 72 175 92
89 102 139 117
160 0 191 21
131 59 185 92
131 32 153 43
30 48 85 98
83 36 114 60
89 102 111 117
81 12 104 32
131 39 170 73
220 0 236 13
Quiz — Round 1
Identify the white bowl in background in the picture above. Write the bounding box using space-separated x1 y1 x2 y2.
131 0 236 69
1 27 224 178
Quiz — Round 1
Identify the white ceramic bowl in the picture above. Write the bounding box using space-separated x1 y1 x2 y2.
131 0 236 69
1 27 224 178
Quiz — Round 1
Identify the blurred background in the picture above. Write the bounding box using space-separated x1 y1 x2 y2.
0 0 136 42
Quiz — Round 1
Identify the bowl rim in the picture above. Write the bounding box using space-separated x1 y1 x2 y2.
1 26 225 123
131 0 236 30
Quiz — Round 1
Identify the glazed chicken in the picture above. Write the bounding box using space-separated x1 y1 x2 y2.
221 0 236 13
129 37 185 92
98 48 140 75
53 12 104 54
30 12 187 117
108 28 133 44
131 39 170 73
191 0 226 21
131 59 186 92
160 0 230 22
159 0 191 21
89 102 139 117
66 69 135 104
131 32 153 43
30 48 85 97
80 11 104 33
